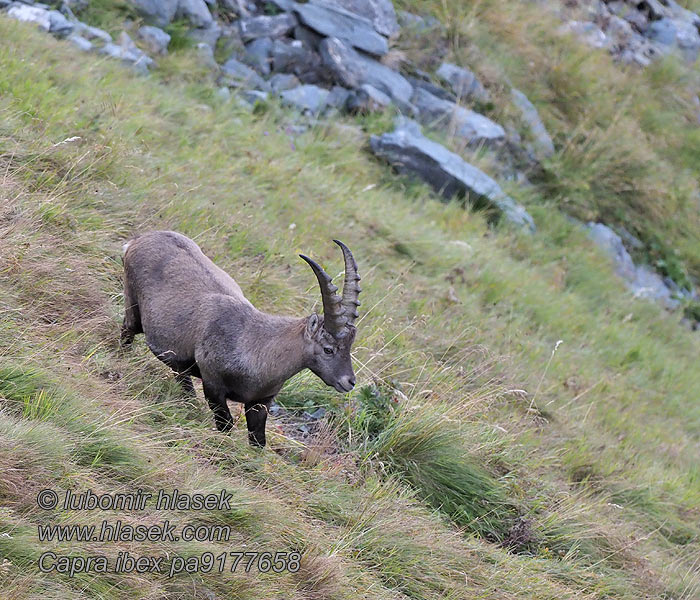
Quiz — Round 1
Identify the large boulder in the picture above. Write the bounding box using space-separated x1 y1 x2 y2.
510 89 554 159
238 13 297 41
319 37 413 108
175 0 213 28
295 0 389 56
435 62 489 103
323 0 399 37
370 118 535 231
138 25 171 55
646 17 700 62
129 0 179 28
412 87 505 147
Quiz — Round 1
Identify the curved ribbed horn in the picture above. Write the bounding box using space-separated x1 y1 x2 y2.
333 240 361 327
299 254 347 335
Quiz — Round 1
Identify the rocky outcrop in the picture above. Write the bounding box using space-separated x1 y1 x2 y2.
559 0 700 66
370 118 535 231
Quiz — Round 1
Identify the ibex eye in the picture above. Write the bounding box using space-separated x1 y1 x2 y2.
324 347 334 355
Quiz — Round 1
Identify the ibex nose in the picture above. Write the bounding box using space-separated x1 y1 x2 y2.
338 375 356 392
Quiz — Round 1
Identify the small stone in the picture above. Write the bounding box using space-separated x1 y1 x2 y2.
269 73 301 92
67 34 93 51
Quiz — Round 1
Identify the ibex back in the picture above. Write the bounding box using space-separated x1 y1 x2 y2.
121 231 361 447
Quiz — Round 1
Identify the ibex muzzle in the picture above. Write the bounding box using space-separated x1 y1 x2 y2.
120 231 361 447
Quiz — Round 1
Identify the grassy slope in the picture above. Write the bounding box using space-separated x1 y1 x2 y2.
0 4 699 599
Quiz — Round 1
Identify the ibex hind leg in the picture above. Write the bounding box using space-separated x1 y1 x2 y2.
120 281 142 349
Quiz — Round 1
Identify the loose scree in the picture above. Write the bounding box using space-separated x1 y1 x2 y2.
120 231 361 446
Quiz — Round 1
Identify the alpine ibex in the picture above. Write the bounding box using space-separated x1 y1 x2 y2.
120 231 361 447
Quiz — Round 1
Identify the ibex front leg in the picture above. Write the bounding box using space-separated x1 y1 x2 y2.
203 382 234 432
244 399 272 447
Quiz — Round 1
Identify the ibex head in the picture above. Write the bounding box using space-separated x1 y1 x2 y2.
300 240 361 393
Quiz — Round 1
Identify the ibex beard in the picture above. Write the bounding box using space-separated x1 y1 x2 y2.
120 231 361 447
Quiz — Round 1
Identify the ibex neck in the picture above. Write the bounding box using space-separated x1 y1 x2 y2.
249 314 307 387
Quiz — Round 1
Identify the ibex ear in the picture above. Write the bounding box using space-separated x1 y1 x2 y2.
305 313 321 340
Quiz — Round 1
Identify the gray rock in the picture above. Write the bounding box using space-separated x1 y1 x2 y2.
188 23 222 48
323 0 399 37
280 84 330 114
435 62 489 103
138 25 170 55
238 13 297 41
245 37 273 75
412 87 505 147
346 83 391 113
295 0 389 56
370 118 535 231
647 17 700 61
267 0 294 10
7 4 73 36
647 17 677 45
240 89 269 105
269 72 300 91
216 86 232 101
319 37 413 107
587 222 679 309
175 0 213 28
326 85 351 108
72 21 112 43
129 0 179 28
221 56 270 90
510 89 554 159
271 39 323 82
397 10 440 31
293 25 323 49
559 20 608 49
195 41 218 69
48 9 73 37
407 76 456 102
67 33 92 51
99 33 154 74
